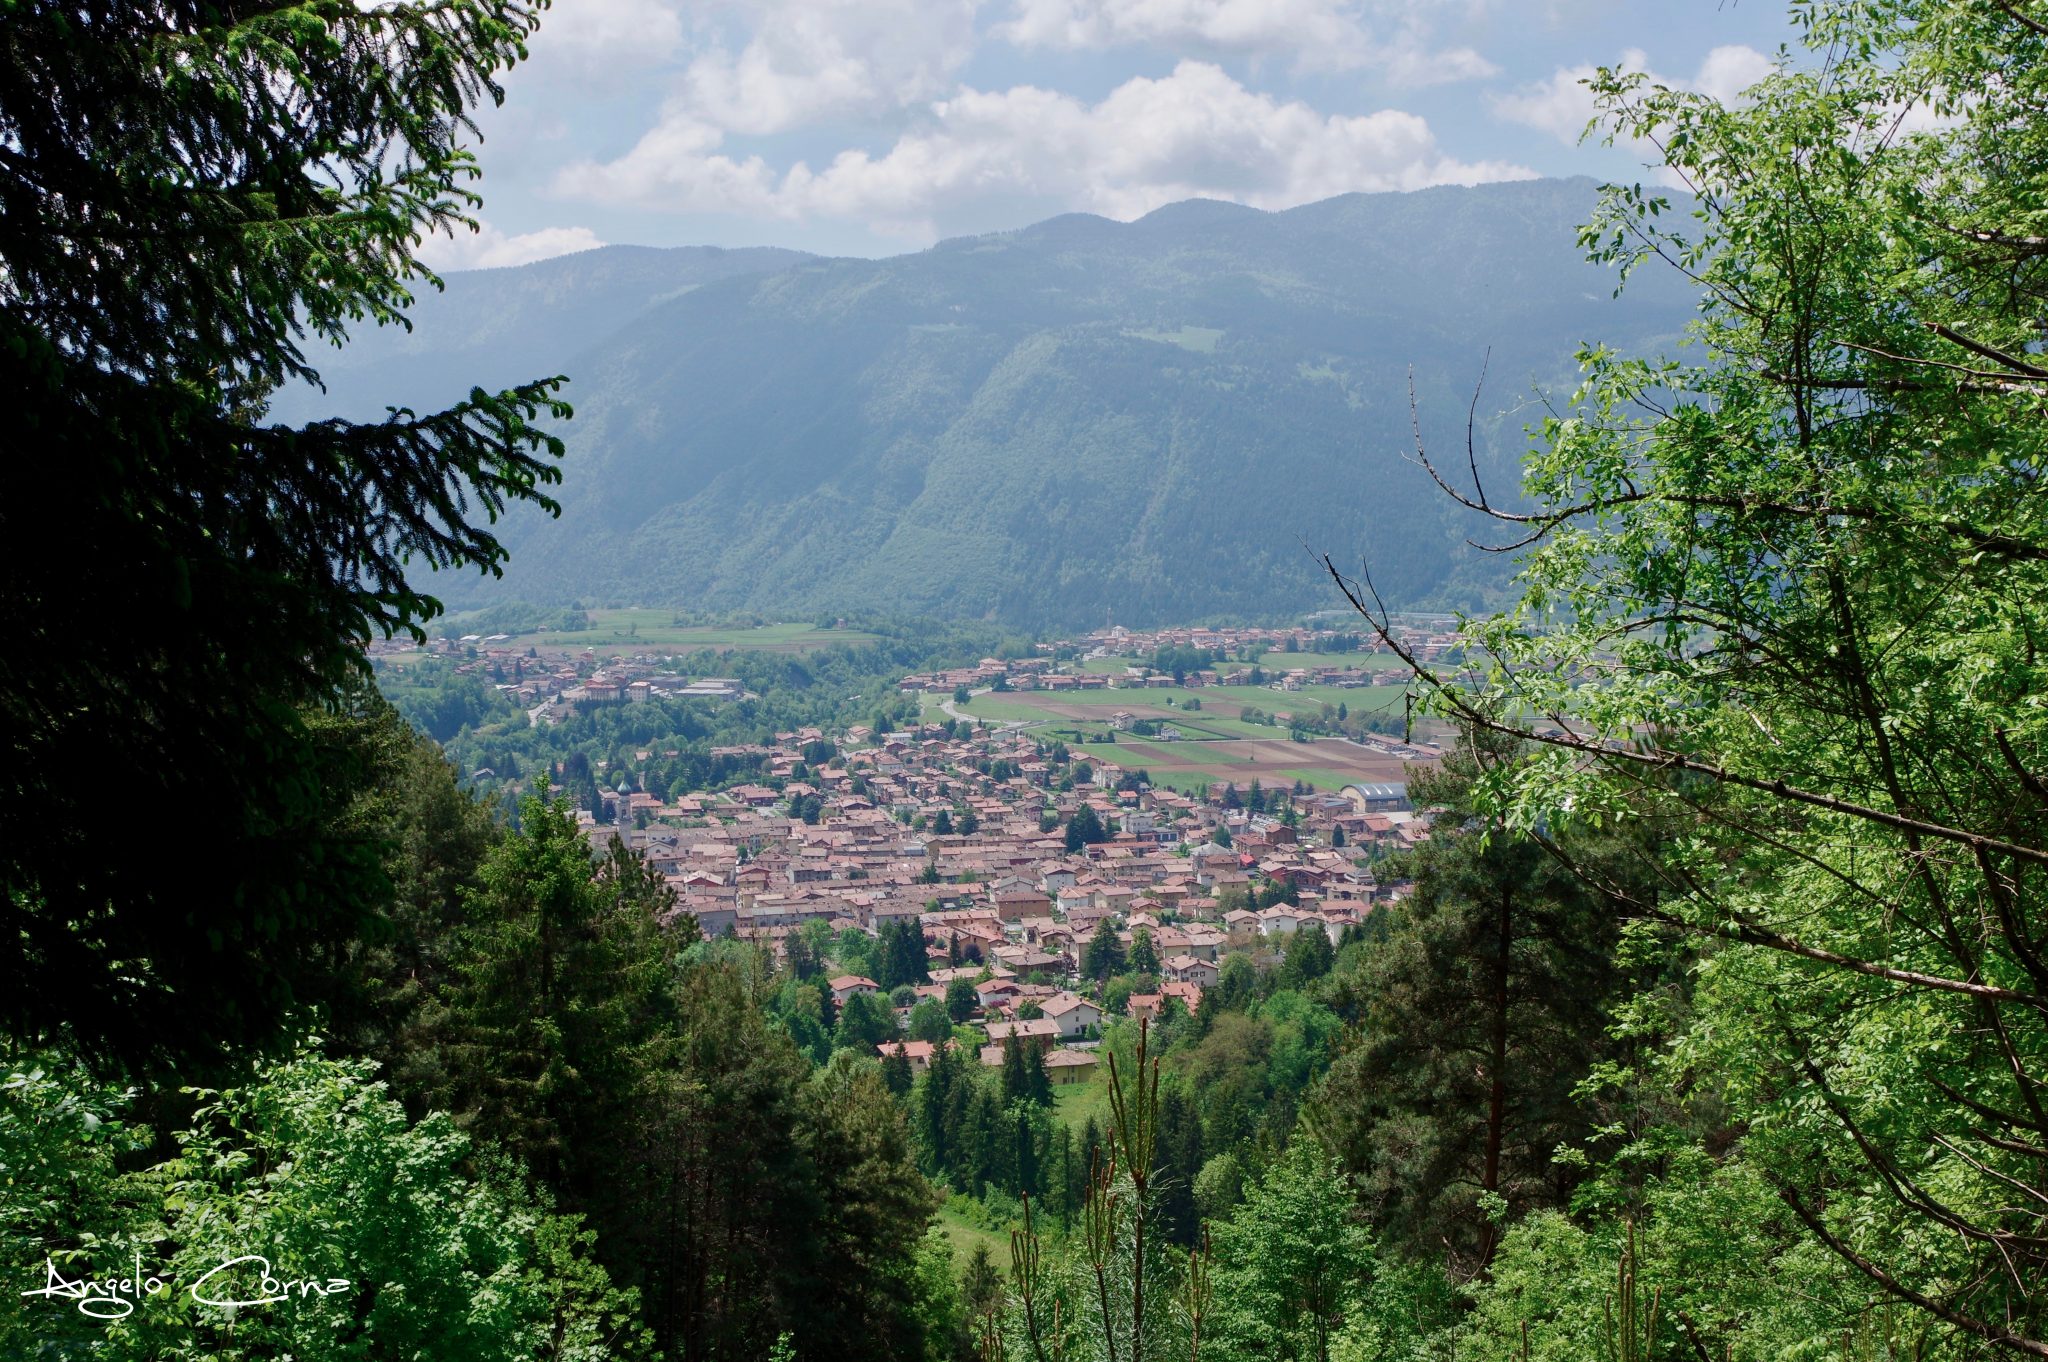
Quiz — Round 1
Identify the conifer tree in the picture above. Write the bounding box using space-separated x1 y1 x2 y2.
1065 803 1109 851
1308 732 1622 1272
1280 922 1335 988
1001 1037 1030 1106
1154 1085 1205 1248
434 783 682 1188
1129 927 1161 976
881 1047 914 1098
2 0 570 1072
1024 1039 1053 1107
1084 918 1127 982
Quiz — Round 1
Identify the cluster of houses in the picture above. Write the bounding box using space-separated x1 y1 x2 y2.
895 622 1457 697
374 637 751 724
1046 621 1462 666
576 717 1431 1081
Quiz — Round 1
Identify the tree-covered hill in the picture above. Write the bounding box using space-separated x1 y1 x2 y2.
285 179 1697 628
273 242 814 425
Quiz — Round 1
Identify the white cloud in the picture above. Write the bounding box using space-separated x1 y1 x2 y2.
416 220 606 271
678 0 982 135
996 0 1499 82
999 0 1371 67
1380 40 1499 88
1487 55 1610 144
1490 44 1775 147
556 61 1534 239
517 0 688 75
1691 44 1776 106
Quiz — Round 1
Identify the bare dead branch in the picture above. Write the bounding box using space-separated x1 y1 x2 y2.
1991 0 2048 39
1776 1183 2048 1357
1323 551 2048 877
1925 319 2048 376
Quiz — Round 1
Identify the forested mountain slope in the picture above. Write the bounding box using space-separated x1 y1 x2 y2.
287 179 1696 628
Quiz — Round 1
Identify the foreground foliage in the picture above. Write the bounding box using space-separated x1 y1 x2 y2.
1 1050 643 1362
1 0 570 1072
1333 1 2048 1353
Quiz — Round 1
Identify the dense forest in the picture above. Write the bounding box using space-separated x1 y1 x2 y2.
6 2 2048 1361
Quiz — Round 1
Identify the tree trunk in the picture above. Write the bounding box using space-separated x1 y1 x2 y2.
1481 885 1511 1263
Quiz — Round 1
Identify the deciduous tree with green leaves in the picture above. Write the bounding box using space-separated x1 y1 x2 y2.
1333 2 2048 1351
2 1050 645 1362
1208 1141 1373 1362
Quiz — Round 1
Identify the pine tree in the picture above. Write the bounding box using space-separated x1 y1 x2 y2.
1083 918 1127 982
881 1047 914 1098
1155 1084 1206 1247
1280 923 1335 988
1024 1040 1053 1107
1308 730 1624 1273
1014 1108 1043 1198
961 1240 1003 1319
2 1 569 1071
963 1085 1006 1196
434 783 681 1188
1001 1037 1030 1106
1078 1116 1105 1200
1052 1123 1078 1226
1129 926 1161 976
918 1046 963 1177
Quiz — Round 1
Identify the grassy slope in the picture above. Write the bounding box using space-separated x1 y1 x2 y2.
517 612 880 651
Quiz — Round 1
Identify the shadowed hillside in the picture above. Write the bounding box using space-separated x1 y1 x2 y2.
282 179 1697 627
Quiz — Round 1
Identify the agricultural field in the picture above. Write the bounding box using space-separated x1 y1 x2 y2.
1252 649 1407 671
954 684 1411 729
922 668 1440 793
933 675 1441 790
1048 725 1424 794
1077 649 1407 675
506 612 880 654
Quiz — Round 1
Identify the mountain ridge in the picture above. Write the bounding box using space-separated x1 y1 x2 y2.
280 178 1697 628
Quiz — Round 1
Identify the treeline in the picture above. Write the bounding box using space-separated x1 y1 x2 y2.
6 700 950 1361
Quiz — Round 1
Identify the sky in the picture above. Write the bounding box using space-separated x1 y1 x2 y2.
417 0 1800 269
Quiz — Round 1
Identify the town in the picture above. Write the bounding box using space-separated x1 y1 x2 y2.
382 616 1451 1076
528 623 1443 1083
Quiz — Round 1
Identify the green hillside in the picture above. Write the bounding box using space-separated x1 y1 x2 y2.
283 179 1697 627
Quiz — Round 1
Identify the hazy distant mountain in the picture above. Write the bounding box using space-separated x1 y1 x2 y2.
270 243 815 424
283 180 1698 628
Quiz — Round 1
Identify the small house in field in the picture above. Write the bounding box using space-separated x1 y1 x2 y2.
828 974 881 1005
1039 991 1103 1038
1045 1048 1099 1086
877 1040 947 1074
